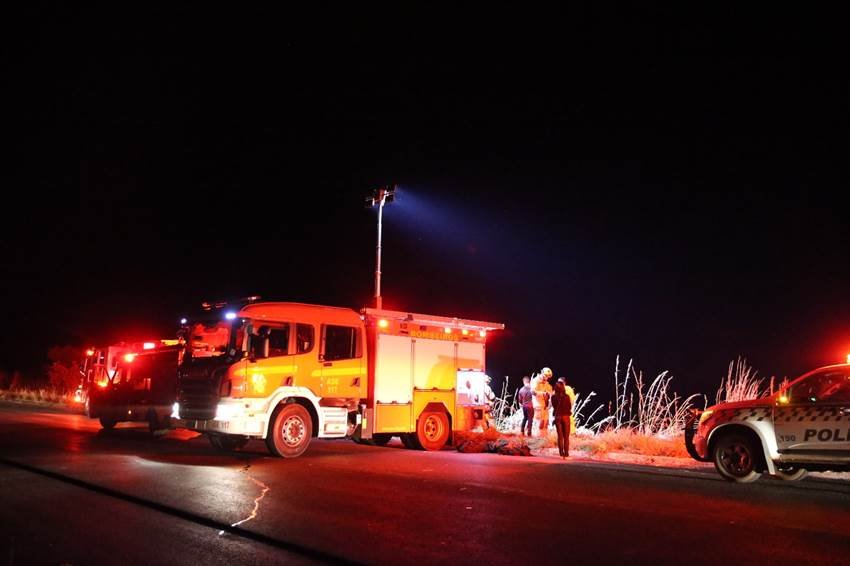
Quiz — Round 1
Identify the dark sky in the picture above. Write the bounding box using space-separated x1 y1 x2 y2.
2 7 847 401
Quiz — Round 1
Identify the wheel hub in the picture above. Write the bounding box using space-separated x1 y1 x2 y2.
424 415 442 441
281 416 305 447
721 443 752 475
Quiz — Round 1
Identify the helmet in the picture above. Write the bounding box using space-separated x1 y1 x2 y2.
541 367 553 379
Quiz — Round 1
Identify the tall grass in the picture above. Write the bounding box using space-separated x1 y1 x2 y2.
715 356 767 403
609 355 704 437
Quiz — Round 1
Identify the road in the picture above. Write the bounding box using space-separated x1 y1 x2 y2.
2 403 850 565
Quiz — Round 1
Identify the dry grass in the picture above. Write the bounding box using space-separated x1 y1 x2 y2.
0 388 74 406
454 428 689 459
608 356 704 437
573 429 690 458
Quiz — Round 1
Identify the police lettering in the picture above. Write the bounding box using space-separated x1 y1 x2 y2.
803 428 850 442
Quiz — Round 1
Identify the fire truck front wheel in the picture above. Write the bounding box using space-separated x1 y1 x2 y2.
713 432 762 483
99 415 117 430
416 411 450 451
266 403 313 458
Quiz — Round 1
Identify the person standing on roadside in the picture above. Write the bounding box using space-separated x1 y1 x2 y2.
552 380 572 458
516 376 533 436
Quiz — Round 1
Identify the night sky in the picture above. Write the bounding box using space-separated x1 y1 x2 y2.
3 7 847 401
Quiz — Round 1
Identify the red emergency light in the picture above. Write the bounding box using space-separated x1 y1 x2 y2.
143 342 156 350
86 349 95 357
124 353 136 363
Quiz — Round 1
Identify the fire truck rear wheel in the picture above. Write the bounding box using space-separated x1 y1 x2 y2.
775 466 808 481
99 415 117 430
416 411 449 451
713 433 761 483
266 403 313 458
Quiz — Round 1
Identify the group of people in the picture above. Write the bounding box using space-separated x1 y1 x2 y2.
516 367 573 458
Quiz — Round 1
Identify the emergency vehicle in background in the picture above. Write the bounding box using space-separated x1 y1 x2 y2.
171 301 504 456
686 362 850 482
80 340 181 433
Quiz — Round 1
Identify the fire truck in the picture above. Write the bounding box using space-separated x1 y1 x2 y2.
171 301 504 456
82 340 181 434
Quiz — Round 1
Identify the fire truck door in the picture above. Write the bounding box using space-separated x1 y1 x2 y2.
319 324 364 399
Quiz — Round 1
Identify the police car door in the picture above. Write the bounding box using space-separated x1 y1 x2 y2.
773 367 850 455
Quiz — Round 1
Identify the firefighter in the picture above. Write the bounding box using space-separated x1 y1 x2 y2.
531 368 553 436
516 376 534 436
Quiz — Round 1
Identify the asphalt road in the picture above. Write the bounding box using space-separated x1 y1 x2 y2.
2 403 850 565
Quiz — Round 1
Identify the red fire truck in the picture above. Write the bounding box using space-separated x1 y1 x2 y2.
172 302 503 456
82 340 181 433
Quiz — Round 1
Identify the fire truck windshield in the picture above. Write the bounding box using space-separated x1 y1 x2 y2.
188 320 243 358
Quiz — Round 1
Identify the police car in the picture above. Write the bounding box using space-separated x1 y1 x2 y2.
686 363 850 483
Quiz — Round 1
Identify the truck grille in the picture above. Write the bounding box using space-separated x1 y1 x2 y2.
177 364 223 420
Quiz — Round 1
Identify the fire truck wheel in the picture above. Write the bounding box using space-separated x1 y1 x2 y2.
400 433 420 450
416 411 449 451
775 466 808 481
99 416 117 430
713 433 762 483
266 403 313 458
372 434 392 446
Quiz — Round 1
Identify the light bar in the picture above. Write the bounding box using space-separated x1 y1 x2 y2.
143 342 156 350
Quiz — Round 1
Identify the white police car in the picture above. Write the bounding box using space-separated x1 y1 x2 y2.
686 363 850 482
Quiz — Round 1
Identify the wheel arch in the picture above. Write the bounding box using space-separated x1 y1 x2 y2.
708 423 775 474
262 387 322 439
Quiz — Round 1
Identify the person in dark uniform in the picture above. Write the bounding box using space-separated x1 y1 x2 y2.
516 376 534 436
551 380 572 458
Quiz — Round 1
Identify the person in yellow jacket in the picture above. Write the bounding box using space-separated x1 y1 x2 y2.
531 368 553 436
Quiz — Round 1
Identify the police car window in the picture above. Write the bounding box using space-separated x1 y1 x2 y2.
323 325 360 361
296 324 314 354
791 371 850 404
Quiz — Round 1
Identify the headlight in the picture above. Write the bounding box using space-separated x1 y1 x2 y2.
214 403 241 421
698 410 714 425
171 402 180 419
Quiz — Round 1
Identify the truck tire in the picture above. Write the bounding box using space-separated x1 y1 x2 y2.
148 412 168 437
713 433 761 483
372 434 392 446
416 411 449 451
99 415 117 430
400 433 420 450
209 434 249 451
775 466 808 481
266 403 312 458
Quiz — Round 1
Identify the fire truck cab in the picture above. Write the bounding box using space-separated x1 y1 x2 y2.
85 340 181 434
172 301 503 457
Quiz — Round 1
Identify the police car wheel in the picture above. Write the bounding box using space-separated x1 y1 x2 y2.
775 466 808 481
266 403 313 458
713 433 761 483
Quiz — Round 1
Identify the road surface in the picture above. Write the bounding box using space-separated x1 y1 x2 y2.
2 402 850 565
